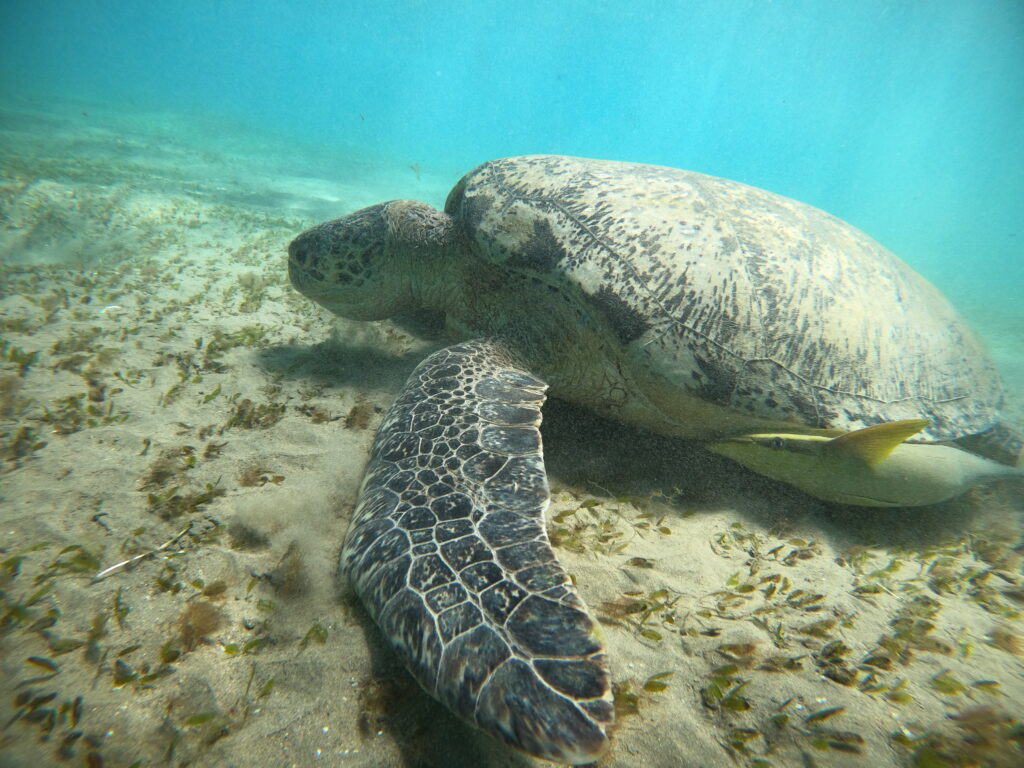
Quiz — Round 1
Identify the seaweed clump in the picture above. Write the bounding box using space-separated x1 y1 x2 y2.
228 521 270 551
224 398 285 430
177 601 223 652
893 706 1024 767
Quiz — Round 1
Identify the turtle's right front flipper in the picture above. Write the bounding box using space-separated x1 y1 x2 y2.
341 338 613 764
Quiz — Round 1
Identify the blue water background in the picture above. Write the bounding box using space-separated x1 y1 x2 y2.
2 0 1022 306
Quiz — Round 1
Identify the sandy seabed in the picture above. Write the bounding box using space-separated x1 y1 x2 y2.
1 98 1022 768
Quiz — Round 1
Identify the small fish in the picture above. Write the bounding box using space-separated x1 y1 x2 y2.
709 420 1024 506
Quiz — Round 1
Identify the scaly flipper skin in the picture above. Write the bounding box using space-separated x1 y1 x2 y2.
341 338 613 764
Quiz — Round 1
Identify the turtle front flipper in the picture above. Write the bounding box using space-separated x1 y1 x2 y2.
341 338 613 764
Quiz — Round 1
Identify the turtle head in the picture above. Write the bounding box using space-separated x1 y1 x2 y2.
288 200 456 320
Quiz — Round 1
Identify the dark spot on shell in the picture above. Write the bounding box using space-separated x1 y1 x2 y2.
455 191 495 236
693 355 737 407
590 286 650 344
507 218 569 272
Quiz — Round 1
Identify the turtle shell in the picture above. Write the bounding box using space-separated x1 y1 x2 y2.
444 155 1005 443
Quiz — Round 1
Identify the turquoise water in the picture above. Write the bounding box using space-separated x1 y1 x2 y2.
3 0 1022 299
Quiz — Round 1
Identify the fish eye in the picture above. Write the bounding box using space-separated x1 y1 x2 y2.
771 437 786 449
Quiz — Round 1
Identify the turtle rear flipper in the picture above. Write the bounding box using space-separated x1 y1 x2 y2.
953 422 1024 467
341 338 613 764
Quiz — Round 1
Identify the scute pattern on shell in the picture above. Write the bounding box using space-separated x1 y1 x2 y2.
340 339 613 765
446 155 1004 441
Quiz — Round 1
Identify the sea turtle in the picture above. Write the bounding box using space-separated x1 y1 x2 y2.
287 155 1022 763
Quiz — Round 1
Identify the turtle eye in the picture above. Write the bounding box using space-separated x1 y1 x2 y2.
771 437 786 450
